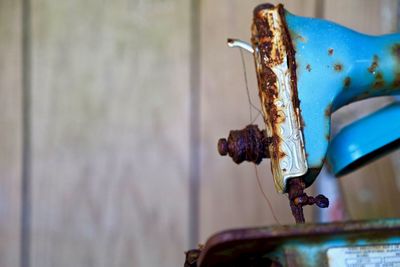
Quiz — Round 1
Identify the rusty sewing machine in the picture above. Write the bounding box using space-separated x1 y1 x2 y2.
185 3 400 267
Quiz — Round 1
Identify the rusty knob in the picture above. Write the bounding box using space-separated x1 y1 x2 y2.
217 124 270 164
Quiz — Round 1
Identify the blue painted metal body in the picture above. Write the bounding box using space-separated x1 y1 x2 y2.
327 102 400 176
284 11 400 184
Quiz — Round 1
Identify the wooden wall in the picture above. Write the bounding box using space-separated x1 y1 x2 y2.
0 1 399 267
0 1 22 266
29 1 190 267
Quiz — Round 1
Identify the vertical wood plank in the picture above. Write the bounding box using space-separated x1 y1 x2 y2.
199 1 318 242
30 1 190 266
0 1 22 266
323 0 400 219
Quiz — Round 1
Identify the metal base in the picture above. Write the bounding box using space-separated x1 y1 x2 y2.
187 219 400 267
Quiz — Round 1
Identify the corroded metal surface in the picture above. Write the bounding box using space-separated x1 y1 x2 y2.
251 4 308 193
196 219 400 267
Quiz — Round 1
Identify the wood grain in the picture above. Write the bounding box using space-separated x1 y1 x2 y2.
30 1 190 266
323 0 400 220
0 0 22 266
199 0 318 243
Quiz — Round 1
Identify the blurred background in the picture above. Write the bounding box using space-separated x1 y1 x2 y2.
1 0 400 266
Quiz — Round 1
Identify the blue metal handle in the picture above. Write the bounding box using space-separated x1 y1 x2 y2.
326 102 400 176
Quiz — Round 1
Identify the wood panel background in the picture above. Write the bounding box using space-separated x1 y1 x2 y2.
29 1 190 267
0 1 22 266
0 0 399 267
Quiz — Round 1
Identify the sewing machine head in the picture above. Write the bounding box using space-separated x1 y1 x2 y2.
218 3 400 223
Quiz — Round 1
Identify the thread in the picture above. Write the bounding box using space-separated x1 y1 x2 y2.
239 49 262 122
238 48 280 225
255 166 281 224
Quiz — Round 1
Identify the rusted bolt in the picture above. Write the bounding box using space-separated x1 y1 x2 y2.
293 194 329 208
288 178 329 223
217 124 270 164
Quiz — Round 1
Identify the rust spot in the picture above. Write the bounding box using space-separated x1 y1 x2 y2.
393 72 400 88
306 64 311 72
289 30 306 43
373 72 385 89
325 134 330 141
328 48 334 56
334 63 343 72
390 44 400 88
368 55 379 73
300 117 306 128
325 104 332 117
391 43 400 61
252 5 286 66
344 77 351 88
